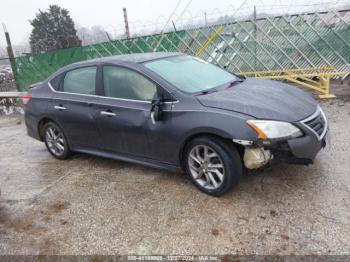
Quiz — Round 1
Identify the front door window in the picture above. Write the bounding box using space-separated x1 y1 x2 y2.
103 66 157 101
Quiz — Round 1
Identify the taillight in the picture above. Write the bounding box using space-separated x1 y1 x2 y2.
21 94 32 107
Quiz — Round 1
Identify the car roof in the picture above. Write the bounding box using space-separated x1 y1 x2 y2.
70 52 183 67
50 52 185 79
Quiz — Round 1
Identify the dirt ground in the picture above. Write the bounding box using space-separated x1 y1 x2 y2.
0 99 349 256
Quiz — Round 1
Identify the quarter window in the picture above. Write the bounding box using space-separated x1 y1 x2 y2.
103 66 157 101
63 67 97 95
50 73 64 91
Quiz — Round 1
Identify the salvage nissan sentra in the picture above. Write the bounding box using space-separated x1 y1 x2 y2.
24 52 328 196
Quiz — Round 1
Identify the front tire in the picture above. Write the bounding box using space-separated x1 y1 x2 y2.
43 122 70 160
184 136 242 196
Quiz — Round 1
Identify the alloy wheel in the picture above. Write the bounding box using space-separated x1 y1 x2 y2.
188 144 225 190
45 126 65 157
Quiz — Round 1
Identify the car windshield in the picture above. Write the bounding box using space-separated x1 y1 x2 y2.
143 55 239 93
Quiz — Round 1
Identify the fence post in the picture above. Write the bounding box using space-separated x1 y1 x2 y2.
3 25 20 91
123 8 130 39
253 6 257 71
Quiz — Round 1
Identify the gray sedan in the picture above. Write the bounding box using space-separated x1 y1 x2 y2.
24 52 328 196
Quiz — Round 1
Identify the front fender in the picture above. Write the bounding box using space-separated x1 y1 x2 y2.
169 109 258 165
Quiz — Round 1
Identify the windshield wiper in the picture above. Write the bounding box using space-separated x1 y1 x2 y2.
195 88 218 96
194 77 245 96
224 78 245 89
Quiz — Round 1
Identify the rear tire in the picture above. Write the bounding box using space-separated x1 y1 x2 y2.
43 121 71 160
183 136 242 196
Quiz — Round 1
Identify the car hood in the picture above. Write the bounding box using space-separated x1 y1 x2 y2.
196 77 318 122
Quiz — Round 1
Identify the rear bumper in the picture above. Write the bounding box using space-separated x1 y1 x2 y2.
24 112 41 141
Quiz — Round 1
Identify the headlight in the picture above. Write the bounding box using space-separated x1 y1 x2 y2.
246 120 303 139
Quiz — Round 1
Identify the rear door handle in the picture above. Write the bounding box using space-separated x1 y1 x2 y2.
54 105 66 110
101 111 116 117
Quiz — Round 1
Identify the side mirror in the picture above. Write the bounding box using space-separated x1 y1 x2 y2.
150 98 163 124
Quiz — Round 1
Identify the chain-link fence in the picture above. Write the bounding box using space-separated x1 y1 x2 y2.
11 9 350 91
0 47 16 91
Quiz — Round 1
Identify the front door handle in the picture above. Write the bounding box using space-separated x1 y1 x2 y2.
101 111 116 117
54 105 66 110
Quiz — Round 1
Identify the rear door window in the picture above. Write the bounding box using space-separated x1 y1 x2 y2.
63 67 97 95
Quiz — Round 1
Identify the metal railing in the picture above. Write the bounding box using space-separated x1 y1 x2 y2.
241 67 345 98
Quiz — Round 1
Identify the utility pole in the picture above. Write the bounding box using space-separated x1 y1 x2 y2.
123 8 130 39
253 6 257 71
3 24 19 91
171 20 177 32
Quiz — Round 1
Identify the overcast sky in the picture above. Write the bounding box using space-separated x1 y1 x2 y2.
0 0 345 46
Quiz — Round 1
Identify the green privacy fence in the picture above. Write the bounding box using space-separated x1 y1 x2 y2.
12 31 185 90
12 9 350 91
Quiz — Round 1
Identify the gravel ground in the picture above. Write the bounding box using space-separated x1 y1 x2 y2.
0 99 349 255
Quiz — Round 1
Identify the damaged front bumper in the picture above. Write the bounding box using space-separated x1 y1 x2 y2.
233 128 327 169
242 147 273 169
234 106 328 169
